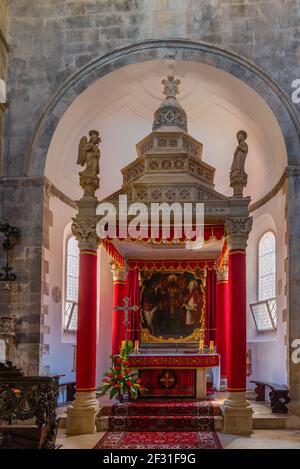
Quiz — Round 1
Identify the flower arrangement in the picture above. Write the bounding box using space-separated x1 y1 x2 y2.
100 340 145 401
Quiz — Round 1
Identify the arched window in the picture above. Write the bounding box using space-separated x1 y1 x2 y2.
258 231 276 302
251 231 276 331
64 236 79 331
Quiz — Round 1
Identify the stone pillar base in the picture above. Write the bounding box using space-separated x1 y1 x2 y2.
222 392 253 435
67 391 100 435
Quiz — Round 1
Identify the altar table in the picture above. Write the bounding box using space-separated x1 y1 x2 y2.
128 353 220 399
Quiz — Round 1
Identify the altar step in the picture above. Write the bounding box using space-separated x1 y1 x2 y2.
97 399 223 432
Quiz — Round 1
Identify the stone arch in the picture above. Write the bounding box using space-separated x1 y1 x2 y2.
26 39 300 176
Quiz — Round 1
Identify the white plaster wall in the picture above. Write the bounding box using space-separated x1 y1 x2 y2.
246 188 287 388
43 197 113 388
42 196 77 383
96 248 113 386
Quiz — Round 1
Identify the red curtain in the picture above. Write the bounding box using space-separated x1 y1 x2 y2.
126 269 140 343
205 269 216 345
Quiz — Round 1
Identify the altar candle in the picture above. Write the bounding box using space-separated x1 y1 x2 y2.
199 340 204 353
134 340 139 353
209 340 214 352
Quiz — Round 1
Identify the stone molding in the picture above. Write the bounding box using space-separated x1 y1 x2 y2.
249 168 287 212
122 152 214 188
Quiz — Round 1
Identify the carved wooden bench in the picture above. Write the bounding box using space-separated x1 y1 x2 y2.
250 380 290 413
0 361 60 448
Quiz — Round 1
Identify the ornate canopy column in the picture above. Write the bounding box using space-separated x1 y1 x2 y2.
222 216 253 434
215 263 229 390
67 131 101 435
110 261 127 356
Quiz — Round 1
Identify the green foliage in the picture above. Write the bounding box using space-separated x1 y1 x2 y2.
99 340 145 401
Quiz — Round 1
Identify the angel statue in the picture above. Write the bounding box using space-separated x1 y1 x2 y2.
76 130 101 198
230 130 248 198
77 130 101 178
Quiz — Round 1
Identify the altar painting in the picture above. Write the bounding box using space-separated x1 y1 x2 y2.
140 271 205 343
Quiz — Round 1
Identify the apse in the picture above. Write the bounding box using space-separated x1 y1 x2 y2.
45 60 287 205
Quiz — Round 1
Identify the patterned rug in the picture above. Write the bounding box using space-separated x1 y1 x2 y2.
111 399 220 416
107 399 220 431
94 431 222 449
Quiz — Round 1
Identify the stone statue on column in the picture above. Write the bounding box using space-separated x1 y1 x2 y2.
77 130 101 198
67 131 101 436
230 130 248 198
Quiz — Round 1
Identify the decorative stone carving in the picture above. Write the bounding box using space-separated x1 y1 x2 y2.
71 216 99 249
225 217 253 251
152 76 188 132
0 317 16 363
216 264 228 282
77 130 101 198
110 260 127 282
230 130 248 198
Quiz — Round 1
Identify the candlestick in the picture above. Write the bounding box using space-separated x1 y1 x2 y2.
209 340 214 353
134 340 139 354
199 340 204 353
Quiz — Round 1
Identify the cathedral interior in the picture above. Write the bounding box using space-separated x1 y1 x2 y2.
0 0 300 453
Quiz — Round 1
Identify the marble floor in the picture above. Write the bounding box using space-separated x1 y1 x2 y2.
57 429 300 450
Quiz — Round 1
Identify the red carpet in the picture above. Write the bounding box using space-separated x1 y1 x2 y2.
107 399 220 432
111 399 220 416
94 431 222 449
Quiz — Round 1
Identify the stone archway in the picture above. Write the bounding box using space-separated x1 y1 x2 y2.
11 39 300 416
27 39 300 176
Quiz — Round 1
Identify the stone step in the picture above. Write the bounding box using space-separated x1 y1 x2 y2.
102 399 222 417
98 414 218 432
253 414 300 430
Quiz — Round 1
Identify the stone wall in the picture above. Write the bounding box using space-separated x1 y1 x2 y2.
0 177 47 375
4 0 300 176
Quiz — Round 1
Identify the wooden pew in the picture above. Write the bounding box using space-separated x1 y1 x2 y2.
250 380 290 413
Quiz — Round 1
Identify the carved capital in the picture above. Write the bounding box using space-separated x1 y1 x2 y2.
225 217 253 251
72 216 99 250
110 260 127 282
216 264 228 282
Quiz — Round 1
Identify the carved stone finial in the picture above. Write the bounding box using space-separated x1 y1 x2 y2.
230 130 248 198
153 76 187 132
162 75 181 98
225 217 253 251
77 130 101 198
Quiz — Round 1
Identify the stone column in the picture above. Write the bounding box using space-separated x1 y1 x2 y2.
110 261 127 356
67 133 101 435
215 264 229 390
222 216 253 435
66 196 100 435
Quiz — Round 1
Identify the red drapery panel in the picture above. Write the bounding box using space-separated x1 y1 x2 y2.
126 268 140 343
205 269 217 346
